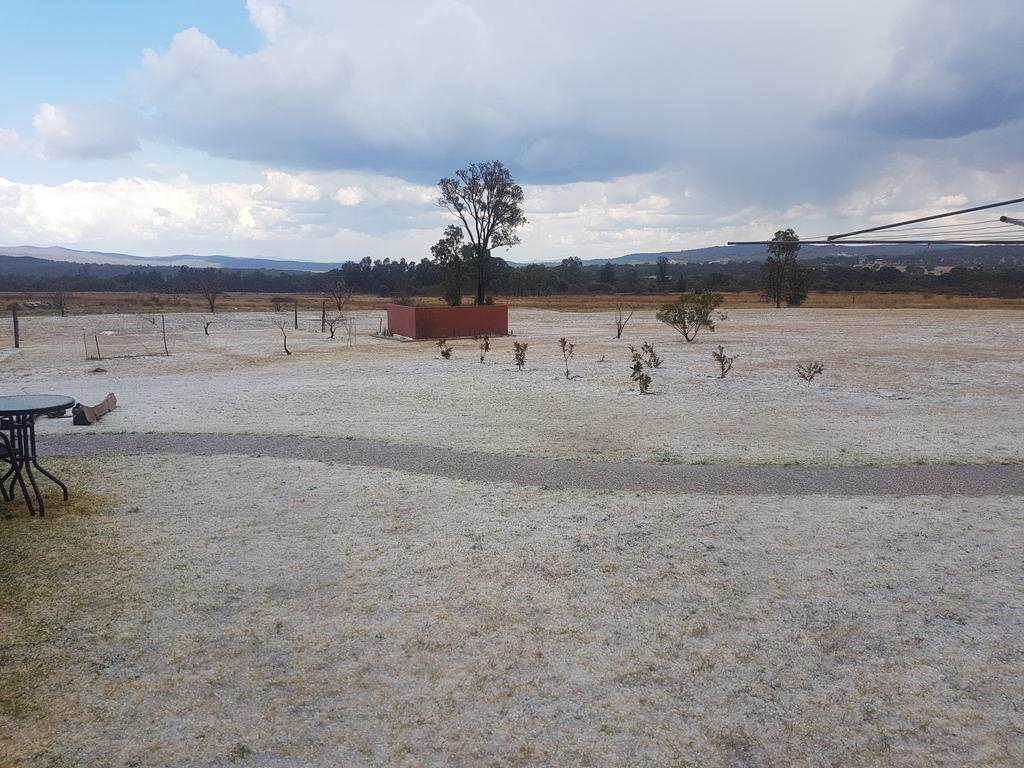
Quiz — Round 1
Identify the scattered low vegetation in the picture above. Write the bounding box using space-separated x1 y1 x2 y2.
474 334 490 363
436 338 453 359
512 341 528 370
614 304 634 339
796 360 825 384
628 345 653 393
271 318 291 355
640 341 662 368
712 345 734 378
559 337 577 379
324 313 346 339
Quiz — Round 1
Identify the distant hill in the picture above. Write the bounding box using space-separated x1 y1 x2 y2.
3 242 1024 281
601 243 971 265
0 245 339 272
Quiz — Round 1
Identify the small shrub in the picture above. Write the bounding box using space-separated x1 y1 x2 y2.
325 314 346 338
656 290 724 342
512 341 528 370
712 345 734 378
796 361 825 384
442 285 463 306
270 296 288 312
628 345 652 394
614 304 634 339
559 337 577 379
474 334 491 363
436 338 453 359
272 318 291 355
641 341 662 368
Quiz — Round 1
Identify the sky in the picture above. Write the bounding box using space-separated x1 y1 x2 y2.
1 0 1023 264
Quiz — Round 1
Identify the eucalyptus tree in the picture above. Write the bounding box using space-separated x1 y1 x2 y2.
438 161 527 305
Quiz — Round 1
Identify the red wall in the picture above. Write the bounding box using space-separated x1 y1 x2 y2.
387 303 509 339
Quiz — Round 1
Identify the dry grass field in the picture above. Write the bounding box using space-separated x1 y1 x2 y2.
2 303 1023 766
4 289 1024 316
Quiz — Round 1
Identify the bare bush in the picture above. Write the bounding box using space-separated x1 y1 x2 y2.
436 338 453 359
474 334 491 363
203 320 214 336
270 296 288 312
712 345 734 378
797 361 825 384
614 304 634 339
272 318 292 355
512 341 528 371
325 314 346 339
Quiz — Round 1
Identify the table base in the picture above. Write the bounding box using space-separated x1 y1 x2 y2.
2 414 69 516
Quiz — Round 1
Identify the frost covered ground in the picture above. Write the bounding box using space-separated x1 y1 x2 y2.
2 455 1021 767
4 306 1024 464
2 307 1023 766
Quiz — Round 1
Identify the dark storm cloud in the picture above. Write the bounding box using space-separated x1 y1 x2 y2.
844 1 1024 139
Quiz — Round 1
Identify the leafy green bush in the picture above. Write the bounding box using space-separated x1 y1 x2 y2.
656 290 724 342
512 341 528 370
628 345 652 393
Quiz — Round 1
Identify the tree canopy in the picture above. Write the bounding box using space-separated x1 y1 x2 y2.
761 229 803 308
438 160 527 305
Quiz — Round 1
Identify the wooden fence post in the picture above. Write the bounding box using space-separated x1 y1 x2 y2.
161 315 169 356
11 305 19 348
321 301 326 333
294 300 298 330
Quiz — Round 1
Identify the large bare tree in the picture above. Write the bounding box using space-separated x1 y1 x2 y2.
438 161 526 305
194 270 224 313
319 270 351 311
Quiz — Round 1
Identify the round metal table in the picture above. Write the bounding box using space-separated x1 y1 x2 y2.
0 394 76 516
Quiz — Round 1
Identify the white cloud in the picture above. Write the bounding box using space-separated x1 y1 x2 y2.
33 102 141 159
12 0 1024 258
261 170 320 202
247 0 289 40
332 187 364 206
0 128 23 154
34 1 916 191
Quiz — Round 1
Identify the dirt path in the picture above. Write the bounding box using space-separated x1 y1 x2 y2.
44 431 1024 496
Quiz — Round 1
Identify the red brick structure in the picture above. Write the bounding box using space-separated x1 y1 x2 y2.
386 303 508 339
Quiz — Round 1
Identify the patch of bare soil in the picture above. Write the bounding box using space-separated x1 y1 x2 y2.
1 455 1021 766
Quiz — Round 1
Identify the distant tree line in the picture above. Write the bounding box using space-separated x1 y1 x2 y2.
3 253 1024 299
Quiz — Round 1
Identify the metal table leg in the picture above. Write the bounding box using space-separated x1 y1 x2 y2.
3 413 67 516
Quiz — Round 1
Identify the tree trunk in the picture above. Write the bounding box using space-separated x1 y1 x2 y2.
476 244 487 305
